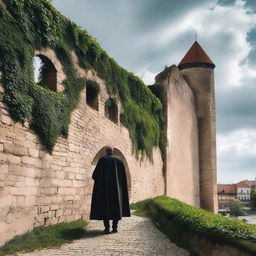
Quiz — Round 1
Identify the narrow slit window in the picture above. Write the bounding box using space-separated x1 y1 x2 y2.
105 99 118 124
86 80 99 111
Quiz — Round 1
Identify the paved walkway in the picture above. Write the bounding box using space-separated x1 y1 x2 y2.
236 214 256 224
17 214 189 256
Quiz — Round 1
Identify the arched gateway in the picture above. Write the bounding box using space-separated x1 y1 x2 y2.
85 147 132 215
91 146 132 197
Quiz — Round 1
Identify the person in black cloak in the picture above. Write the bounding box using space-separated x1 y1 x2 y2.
90 146 131 234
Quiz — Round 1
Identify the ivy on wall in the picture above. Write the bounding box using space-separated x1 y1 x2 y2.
0 0 166 159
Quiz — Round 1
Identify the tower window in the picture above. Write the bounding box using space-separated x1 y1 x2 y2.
105 98 118 124
86 80 99 111
33 55 57 91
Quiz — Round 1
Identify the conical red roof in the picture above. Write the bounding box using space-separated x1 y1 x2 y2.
178 41 215 69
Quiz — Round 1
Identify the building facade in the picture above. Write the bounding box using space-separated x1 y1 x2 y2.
218 180 256 210
218 184 236 209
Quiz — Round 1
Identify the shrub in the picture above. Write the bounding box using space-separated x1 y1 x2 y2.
132 196 256 254
251 189 256 210
230 200 246 217
151 196 256 242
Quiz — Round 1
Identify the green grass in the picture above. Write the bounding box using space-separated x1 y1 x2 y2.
130 199 153 217
0 219 87 256
132 196 256 255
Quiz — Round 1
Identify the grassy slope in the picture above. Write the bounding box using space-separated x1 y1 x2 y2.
0 220 87 256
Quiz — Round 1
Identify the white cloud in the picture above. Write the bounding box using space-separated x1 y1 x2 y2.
133 0 256 87
217 129 256 183
218 129 256 158
136 70 157 85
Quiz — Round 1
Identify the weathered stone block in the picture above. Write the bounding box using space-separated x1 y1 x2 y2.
37 197 51 205
51 205 59 210
21 156 42 168
10 187 25 196
51 164 62 171
10 165 40 178
1 115 12 125
56 171 65 179
40 206 50 213
0 174 6 180
4 143 28 156
42 187 58 195
64 209 72 216
29 148 39 158
7 155 21 165
0 134 6 144
24 196 36 207
0 165 8 173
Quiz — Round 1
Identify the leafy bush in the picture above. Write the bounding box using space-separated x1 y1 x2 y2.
130 198 153 210
151 196 256 245
251 189 256 210
0 0 166 159
131 196 256 254
230 200 246 217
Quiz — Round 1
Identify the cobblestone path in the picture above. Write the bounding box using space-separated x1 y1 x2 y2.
17 214 189 256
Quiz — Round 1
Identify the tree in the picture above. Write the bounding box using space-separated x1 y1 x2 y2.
251 189 256 210
229 200 246 216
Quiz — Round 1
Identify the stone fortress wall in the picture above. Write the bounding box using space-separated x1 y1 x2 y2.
0 49 165 246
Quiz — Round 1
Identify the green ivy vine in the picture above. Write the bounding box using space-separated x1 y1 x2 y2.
0 0 166 159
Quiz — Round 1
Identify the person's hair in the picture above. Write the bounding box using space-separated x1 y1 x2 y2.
105 146 113 155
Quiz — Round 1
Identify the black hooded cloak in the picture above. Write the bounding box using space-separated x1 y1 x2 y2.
90 154 131 220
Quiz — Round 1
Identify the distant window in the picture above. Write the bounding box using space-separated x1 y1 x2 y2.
33 55 57 91
105 98 118 124
86 80 99 111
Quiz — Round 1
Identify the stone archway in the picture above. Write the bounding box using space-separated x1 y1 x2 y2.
91 146 132 197
86 146 132 217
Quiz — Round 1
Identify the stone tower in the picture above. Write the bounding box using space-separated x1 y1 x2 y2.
178 41 218 213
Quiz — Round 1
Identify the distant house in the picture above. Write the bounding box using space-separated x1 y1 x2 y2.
217 184 236 209
236 180 256 207
218 179 256 210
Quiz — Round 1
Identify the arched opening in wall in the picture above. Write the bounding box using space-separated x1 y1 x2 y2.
86 80 99 111
105 98 118 124
91 146 132 198
33 55 57 91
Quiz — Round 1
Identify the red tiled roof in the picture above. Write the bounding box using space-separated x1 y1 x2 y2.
217 184 236 194
178 41 215 66
236 180 256 188
218 180 256 194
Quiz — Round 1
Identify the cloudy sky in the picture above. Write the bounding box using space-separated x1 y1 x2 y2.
52 0 256 184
